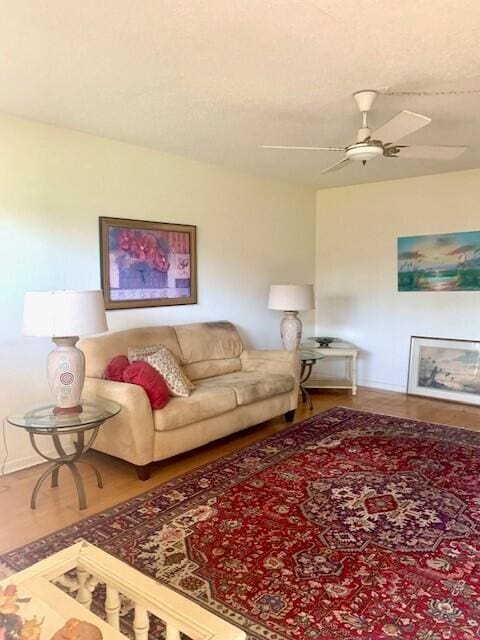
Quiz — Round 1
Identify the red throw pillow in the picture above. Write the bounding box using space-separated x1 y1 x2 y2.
105 355 130 382
122 361 170 410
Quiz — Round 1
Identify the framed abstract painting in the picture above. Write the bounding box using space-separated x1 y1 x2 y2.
407 336 480 406
99 217 197 310
398 230 480 291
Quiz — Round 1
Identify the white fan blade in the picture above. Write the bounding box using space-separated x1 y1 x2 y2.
398 145 468 160
371 110 431 144
320 157 350 175
260 145 345 151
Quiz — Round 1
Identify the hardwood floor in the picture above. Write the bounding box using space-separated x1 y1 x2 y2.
0 387 479 555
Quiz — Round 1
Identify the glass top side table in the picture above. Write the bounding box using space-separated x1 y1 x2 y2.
300 349 324 410
7 399 121 511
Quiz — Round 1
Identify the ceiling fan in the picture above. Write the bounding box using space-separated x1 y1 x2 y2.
261 90 468 175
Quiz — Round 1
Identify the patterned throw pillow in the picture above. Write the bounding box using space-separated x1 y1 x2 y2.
128 344 194 397
128 345 161 362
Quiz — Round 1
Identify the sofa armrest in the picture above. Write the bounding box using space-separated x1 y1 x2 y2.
83 377 155 466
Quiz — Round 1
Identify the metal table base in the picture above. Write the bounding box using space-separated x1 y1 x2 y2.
300 360 315 410
28 423 104 510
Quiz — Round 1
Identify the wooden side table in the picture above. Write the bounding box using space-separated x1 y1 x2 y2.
7 400 120 510
302 342 360 395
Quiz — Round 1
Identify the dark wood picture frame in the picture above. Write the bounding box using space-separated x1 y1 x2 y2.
99 216 197 310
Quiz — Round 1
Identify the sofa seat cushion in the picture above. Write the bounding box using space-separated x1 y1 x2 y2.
196 371 294 406
153 386 237 432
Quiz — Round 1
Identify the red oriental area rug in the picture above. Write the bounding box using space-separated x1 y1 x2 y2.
3 407 480 640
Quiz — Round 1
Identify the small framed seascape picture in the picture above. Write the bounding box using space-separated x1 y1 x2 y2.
407 336 480 406
99 217 197 310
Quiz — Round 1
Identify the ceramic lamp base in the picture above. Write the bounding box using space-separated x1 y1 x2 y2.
280 311 302 351
47 337 85 412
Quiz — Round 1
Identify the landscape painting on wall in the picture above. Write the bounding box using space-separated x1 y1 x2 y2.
100 217 197 309
398 230 480 291
407 336 480 406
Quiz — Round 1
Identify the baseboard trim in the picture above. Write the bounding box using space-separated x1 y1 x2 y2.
358 378 406 394
1 444 75 476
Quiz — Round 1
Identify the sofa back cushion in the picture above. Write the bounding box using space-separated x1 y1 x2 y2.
81 326 182 379
184 357 242 381
174 321 244 365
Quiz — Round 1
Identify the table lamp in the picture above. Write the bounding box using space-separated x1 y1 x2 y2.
23 290 108 414
268 284 314 351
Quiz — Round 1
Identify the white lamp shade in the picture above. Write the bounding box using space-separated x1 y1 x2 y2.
23 290 108 337
268 284 314 311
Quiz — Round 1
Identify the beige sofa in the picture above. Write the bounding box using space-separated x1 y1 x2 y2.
80 321 300 479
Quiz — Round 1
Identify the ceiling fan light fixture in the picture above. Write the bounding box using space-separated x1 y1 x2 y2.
346 141 384 162
260 89 469 176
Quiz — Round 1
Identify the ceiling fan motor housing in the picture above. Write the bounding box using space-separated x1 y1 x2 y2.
357 126 371 142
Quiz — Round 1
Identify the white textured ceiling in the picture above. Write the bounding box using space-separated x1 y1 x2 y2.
1 0 480 187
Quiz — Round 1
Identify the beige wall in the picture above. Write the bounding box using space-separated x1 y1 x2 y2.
0 114 315 473
315 169 480 392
